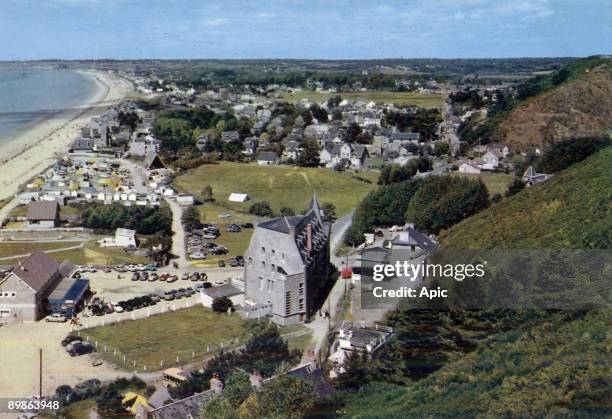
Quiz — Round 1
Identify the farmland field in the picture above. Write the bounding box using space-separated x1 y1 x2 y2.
173 162 378 217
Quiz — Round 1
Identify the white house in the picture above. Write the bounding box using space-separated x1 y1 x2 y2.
176 194 195 206
228 193 249 203
458 163 481 174
115 228 137 248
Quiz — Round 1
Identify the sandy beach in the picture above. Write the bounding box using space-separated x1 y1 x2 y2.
0 70 132 201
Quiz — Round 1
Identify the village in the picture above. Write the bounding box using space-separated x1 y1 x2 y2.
0 67 554 418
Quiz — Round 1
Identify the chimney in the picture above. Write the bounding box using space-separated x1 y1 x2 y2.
307 223 312 252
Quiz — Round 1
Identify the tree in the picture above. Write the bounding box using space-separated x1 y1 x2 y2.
505 177 525 197
346 122 362 143
296 139 320 167
212 296 234 313
404 176 489 234
310 104 328 123
249 201 274 217
321 203 336 221
279 207 295 217
202 185 214 202
240 375 315 419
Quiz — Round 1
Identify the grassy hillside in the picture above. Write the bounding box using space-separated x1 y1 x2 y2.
344 310 611 418
339 149 611 418
173 162 378 217
494 56 612 151
440 146 612 249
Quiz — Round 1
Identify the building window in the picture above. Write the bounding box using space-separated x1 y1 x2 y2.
261 247 265 254
248 257 253 265
259 276 264 290
298 283 304 295
285 291 292 315
271 264 275 272
271 249 275 256
281 253 285 260
299 298 304 311
261 261 265 270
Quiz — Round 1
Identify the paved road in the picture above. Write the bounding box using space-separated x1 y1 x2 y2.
304 212 355 357
165 197 188 269
0 196 19 226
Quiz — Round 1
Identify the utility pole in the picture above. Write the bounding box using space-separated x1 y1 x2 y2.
39 348 43 399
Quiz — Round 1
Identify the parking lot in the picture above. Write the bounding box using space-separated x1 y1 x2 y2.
82 265 243 306
0 264 244 398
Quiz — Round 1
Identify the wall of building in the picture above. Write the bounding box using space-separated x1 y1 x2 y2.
0 274 37 323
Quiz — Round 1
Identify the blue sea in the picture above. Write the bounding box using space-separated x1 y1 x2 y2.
0 67 97 142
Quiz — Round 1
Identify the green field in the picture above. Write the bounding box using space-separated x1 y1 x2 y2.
0 239 148 265
453 172 514 196
278 90 444 108
84 307 250 370
173 162 378 217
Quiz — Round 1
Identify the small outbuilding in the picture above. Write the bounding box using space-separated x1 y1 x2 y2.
26 201 60 229
228 193 249 203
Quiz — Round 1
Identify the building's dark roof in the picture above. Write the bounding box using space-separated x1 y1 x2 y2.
48 278 89 304
204 284 243 299
144 153 167 170
71 138 95 150
259 216 304 234
287 364 334 399
148 386 173 409
148 389 215 419
11 250 60 292
390 227 437 252
256 151 278 161
26 201 59 221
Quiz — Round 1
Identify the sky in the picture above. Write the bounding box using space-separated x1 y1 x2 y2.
1 0 610 60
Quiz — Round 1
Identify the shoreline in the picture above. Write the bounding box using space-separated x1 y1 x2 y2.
0 69 132 201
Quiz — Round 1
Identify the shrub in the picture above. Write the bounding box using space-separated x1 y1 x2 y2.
249 201 274 217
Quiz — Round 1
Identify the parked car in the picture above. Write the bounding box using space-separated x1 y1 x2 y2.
181 272 191 281
45 313 68 323
163 291 175 301
226 224 241 233
229 258 240 267
218 212 232 218
217 260 225 267
131 272 140 281
191 272 201 281
141 272 149 281
149 273 159 282
175 289 186 299
62 335 82 347
240 223 254 229
68 341 95 357
190 252 206 260
167 275 178 283
184 288 195 296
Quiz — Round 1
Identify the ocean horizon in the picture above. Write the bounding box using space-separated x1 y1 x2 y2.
0 67 97 143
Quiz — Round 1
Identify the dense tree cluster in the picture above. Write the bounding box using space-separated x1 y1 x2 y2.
378 159 432 185
345 175 489 244
404 176 489 234
79 204 172 235
535 136 611 173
